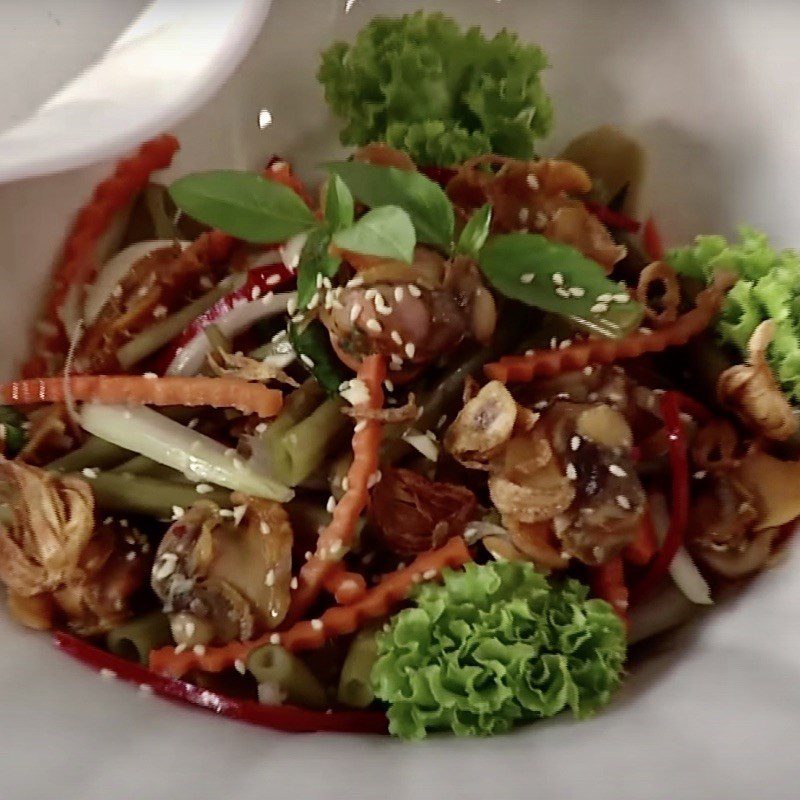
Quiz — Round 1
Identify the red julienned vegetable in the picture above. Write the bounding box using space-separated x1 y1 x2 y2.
630 391 690 603
419 165 458 188
54 632 388 734
643 216 665 261
160 260 295 375
623 504 657 566
590 557 629 623
584 200 641 233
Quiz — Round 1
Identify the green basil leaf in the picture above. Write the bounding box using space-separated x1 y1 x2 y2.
288 320 348 395
456 204 492 257
327 161 453 249
169 170 317 243
297 228 342 310
332 206 416 264
478 234 644 338
0 406 27 458
324 174 354 231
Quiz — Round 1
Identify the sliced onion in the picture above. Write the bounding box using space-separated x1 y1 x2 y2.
166 292 294 376
401 429 439 462
279 233 308 272
628 582 696 644
650 493 713 605
84 240 189 325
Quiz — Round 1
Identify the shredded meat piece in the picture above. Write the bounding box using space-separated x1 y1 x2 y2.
75 235 233 374
370 468 477 557
151 495 293 645
717 320 798 441
353 143 418 172
210 350 299 388
636 261 681 327
342 393 418 423
0 460 150 632
446 155 626 271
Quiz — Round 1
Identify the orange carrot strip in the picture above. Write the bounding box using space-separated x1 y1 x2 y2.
623 504 658 566
263 157 316 209
29 135 180 368
0 376 283 418
322 566 367 605
284 355 386 625
591 557 629 623
149 536 472 678
486 271 735 383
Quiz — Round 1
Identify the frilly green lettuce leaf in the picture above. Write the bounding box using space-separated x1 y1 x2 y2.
371 561 626 739
668 227 800 401
318 12 552 166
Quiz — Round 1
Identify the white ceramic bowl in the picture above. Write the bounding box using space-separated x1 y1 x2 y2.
1 2 800 799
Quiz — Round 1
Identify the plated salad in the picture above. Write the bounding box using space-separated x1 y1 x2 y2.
1 12 799 739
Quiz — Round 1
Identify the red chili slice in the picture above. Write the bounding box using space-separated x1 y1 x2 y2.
54 632 388 735
584 200 641 233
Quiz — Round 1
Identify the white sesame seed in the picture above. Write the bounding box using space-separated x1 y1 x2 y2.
125 551 137 562
422 569 437 580
315 272 323 289
287 296 297 316
609 464 627 477
518 207 530 224
590 303 609 314
265 569 276 587
111 284 124 299
265 273 281 286
219 509 235 518
326 495 336 513
269 633 281 645
526 174 540 190
300 354 315 369
616 495 631 510
551 273 564 286
597 294 613 303
520 273 535 284
559 339 572 350
310 619 324 631
349 303 362 323
171 506 185 521
405 342 416 359
138 683 154 695
346 276 364 288
550 337 558 350
408 284 422 298
100 668 116 680
612 293 630 303
193 644 206 656
304 551 313 561
639 327 653 335
367 470 382 489
195 483 214 494
81 467 98 479
583 366 594 376
569 287 586 297
555 287 570 298
233 504 248 527
394 286 405 303
374 294 393 316
566 463 578 481
571 435 581 451
174 643 187 655
307 292 320 311
365 318 382 333
187 417 199 429
250 286 263 301
693 470 708 480
234 659 247 675
290 577 298 590
152 304 168 319
354 419 367 433
390 330 404 347
143 372 158 380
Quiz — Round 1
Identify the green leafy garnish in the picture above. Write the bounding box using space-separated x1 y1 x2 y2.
327 160 454 249
288 320 348 395
318 12 553 166
0 407 26 458
296 228 341 310
456 204 492 257
169 170 317 243
331 206 416 264
323 174 354 231
478 233 644 338
371 561 626 739
669 227 800 400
